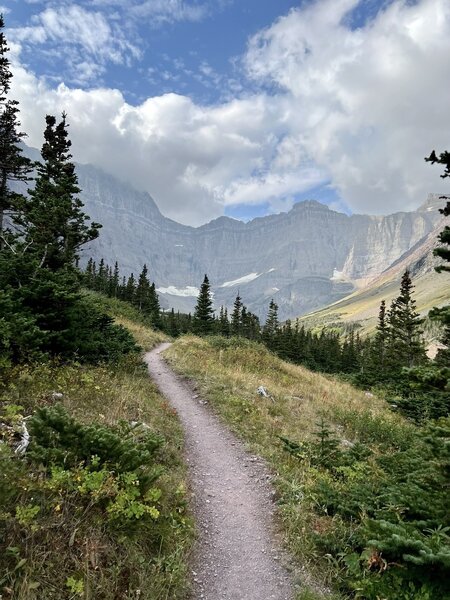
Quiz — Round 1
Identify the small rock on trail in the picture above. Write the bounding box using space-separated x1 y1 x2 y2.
145 343 294 600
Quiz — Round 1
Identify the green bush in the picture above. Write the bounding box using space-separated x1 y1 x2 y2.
291 418 450 598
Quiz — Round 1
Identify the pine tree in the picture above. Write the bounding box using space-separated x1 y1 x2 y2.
263 299 279 349
426 149 450 366
124 273 136 303
193 274 214 335
21 114 101 270
110 261 120 297
367 300 389 378
386 271 426 369
135 264 151 311
167 308 179 337
85 258 96 288
148 282 161 328
219 306 230 337
231 293 243 336
0 15 32 244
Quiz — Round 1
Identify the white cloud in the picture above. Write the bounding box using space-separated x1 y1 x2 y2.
6 0 450 226
244 0 450 214
9 5 141 83
90 0 209 25
131 0 208 24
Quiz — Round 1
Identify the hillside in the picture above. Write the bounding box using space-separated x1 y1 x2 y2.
297 216 450 337
164 336 449 599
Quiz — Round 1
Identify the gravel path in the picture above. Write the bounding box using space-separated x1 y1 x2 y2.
145 343 294 600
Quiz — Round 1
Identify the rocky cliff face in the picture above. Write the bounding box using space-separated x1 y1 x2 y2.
76 160 442 319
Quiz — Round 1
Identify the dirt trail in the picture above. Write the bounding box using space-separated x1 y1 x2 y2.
145 343 294 600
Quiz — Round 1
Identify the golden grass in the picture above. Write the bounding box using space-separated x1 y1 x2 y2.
115 316 168 350
165 336 409 447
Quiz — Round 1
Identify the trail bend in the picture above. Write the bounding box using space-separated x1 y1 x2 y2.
145 343 294 600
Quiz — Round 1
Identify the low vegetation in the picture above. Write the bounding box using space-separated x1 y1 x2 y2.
0 315 193 600
165 336 449 599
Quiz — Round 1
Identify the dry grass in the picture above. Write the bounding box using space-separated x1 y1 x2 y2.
165 335 415 599
165 336 410 449
114 316 168 350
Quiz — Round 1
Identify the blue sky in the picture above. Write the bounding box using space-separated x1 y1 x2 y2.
2 0 449 225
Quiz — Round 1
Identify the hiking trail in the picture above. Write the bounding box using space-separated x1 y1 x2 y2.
145 343 294 600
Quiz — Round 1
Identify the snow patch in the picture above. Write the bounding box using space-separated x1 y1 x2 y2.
220 273 261 288
157 285 199 297
331 269 346 281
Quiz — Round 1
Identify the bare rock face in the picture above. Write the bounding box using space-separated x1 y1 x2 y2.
72 166 442 320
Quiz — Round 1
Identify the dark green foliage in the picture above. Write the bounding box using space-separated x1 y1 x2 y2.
263 299 279 348
231 294 243 336
21 114 101 270
0 107 134 364
286 417 450 598
386 271 426 370
83 260 167 331
29 404 162 482
425 150 450 366
0 15 32 242
193 274 214 335
218 306 230 337
60 294 138 362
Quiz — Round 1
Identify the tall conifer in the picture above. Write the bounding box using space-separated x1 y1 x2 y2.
0 15 31 244
386 271 426 368
193 275 214 335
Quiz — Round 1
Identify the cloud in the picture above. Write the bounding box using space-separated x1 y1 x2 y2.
244 0 450 214
6 0 450 226
130 0 209 24
8 4 141 84
90 0 209 25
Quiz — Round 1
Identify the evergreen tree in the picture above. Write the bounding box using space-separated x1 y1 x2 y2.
85 258 96 289
263 299 279 349
193 275 214 335
367 300 389 378
244 310 261 341
219 306 230 337
426 149 450 366
148 282 161 328
231 293 243 336
167 308 179 337
124 273 136 303
135 264 151 311
110 261 120 297
0 15 32 244
386 271 426 369
21 114 101 270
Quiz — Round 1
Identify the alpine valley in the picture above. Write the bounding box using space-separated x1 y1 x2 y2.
19 145 447 321
66 158 445 321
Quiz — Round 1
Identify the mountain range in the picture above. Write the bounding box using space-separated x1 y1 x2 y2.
19 146 448 320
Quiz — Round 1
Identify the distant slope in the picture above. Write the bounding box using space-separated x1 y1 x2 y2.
298 217 450 335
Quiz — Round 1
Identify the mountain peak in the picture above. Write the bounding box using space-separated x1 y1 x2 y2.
417 193 448 213
291 200 329 212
